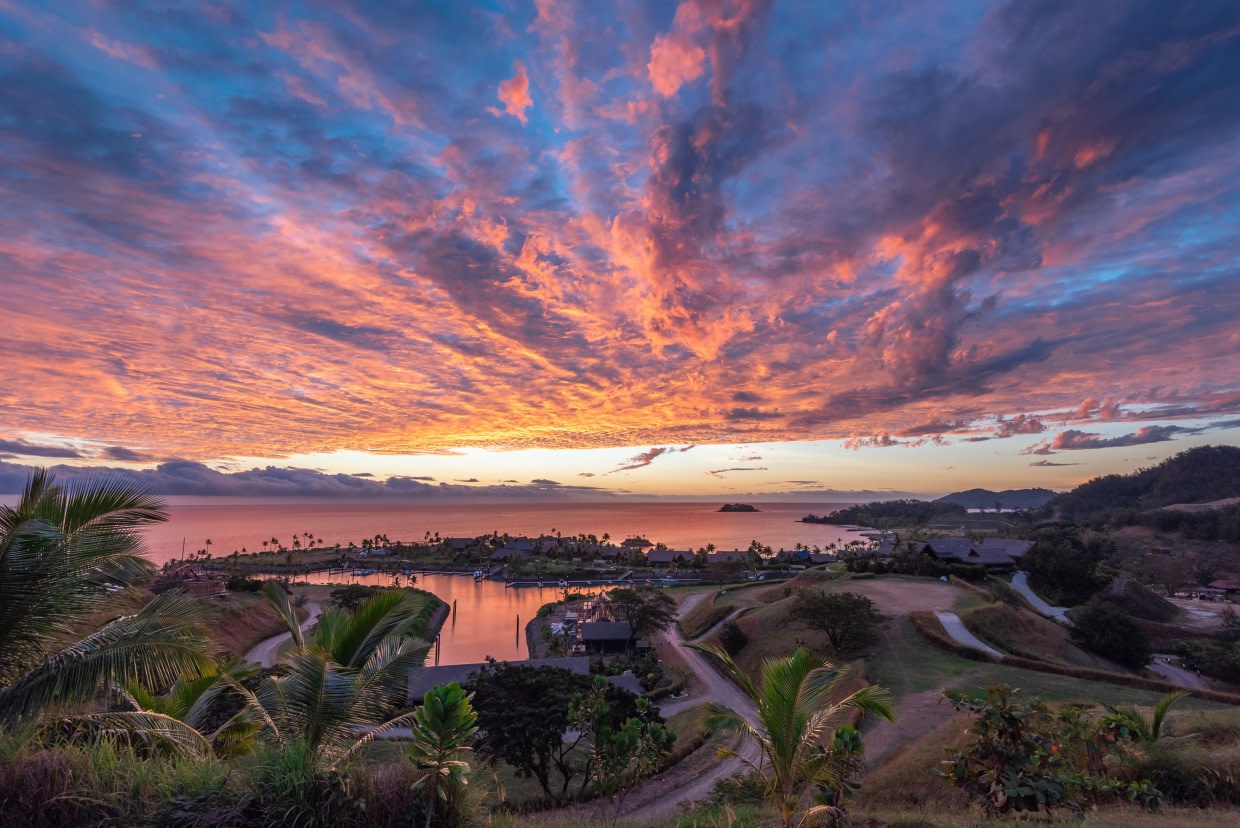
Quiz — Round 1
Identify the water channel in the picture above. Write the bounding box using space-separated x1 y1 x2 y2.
293 571 617 665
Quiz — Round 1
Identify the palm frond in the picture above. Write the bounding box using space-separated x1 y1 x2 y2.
324 590 415 669
261 581 305 648
65 710 213 758
0 591 214 727
0 471 164 682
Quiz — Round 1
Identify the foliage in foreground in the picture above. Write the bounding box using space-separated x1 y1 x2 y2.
0 469 215 749
940 684 1163 817
692 644 894 828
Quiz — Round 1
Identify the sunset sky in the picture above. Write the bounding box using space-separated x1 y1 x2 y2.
2 1 1239 499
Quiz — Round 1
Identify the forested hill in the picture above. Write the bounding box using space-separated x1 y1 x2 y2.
1047 445 1240 522
934 488 1057 509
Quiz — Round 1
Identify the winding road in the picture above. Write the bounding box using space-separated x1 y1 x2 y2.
244 601 322 667
620 591 763 821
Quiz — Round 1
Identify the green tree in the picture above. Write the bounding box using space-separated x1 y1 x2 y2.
789 590 885 655
1023 527 1112 605
1069 598 1151 670
571 674 674 821
465 663 642 798
605 586 677 651
328 583 380 612
690 645 894 828
0 470 213 744
718 620 748 656
408 682 479 828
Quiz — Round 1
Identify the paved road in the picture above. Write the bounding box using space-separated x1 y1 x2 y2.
1148 654 1208 690
934 612 1005 659
1011 572 1071 623
244 601 322 667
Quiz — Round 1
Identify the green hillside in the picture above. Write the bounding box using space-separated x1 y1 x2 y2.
1047 445 1240 523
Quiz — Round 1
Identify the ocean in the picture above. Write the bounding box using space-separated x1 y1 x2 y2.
141 499 866 565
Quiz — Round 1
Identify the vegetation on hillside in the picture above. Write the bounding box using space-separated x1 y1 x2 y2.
1045 445 1240 524
805 499 965 527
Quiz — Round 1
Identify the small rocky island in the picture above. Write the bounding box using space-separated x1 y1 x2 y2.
718 503 760 512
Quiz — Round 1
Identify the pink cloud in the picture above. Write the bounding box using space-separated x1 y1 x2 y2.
497 60 533 124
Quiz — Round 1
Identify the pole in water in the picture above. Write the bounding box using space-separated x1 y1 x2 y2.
453 598 457 617
516 614 520 647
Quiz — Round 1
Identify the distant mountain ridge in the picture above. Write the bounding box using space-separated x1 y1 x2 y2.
934 488 1058 509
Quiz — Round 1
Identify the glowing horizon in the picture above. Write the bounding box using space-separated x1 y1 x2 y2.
2 1 1239 497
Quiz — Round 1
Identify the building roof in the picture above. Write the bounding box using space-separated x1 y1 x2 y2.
408 656 592 702
579 621 633 641
707 550 751 563
978 538 1033 559
922 537 1029 568
490 547 531 561
646 549 691 564
921 538 975 560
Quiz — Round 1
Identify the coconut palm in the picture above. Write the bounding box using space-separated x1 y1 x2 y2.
234 582 428 770
0 469 213 733
122 659 263 757
690 645 895 828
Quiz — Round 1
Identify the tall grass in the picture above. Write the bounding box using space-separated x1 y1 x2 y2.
0 739 234 828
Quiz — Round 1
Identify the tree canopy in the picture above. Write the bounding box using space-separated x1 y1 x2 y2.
464 662 645 799
605 586 677 650
789 590 885 655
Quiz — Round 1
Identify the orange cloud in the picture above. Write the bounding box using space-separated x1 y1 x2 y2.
497 60 533 123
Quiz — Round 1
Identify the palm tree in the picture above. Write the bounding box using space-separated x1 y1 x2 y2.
690 645 894 828
233 582 428 770
408 682 478 828
0 469 214 731
122 659 263 757
1103 690 1188 743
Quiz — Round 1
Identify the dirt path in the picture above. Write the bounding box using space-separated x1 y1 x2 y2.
621 591 762 822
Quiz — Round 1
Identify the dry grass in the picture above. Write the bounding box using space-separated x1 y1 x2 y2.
207 591 297 658
958 602 1110 668
680 591 731 640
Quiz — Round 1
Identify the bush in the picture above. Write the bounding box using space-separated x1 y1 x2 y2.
718 620 748 656
227 573 264 592
941 685 1162 816
1069 598 1152 670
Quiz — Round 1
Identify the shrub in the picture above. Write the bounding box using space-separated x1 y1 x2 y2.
940 685 1162 817
718 620 748 656
1069 598 1152 669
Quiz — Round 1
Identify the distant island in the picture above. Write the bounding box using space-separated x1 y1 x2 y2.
718 503 759 512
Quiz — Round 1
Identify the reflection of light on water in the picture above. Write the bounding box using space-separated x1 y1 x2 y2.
288 571 613 665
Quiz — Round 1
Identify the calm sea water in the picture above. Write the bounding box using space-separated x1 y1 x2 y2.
125 499 864 665
141 499 865 564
